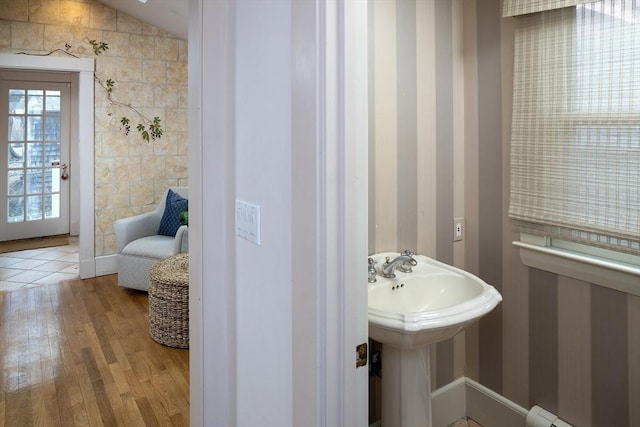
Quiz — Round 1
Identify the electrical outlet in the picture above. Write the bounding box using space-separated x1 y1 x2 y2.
454 217 464 242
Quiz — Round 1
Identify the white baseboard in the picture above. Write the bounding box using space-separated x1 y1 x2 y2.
79 255 117 279
431 377 467 426
370 377 528 427
464 378 527 427
95 254 118 277
79 258 95 279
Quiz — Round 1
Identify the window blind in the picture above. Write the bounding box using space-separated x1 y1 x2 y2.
503 0 598 17
509 0 640 254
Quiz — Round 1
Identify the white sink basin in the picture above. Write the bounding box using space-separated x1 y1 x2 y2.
368 252 502 349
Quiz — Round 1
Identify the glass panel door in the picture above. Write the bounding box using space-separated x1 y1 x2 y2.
0 81 70 241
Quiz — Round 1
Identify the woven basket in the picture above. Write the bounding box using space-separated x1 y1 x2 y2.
149 253 189 348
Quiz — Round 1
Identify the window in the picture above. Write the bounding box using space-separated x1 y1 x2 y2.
507 0 639 293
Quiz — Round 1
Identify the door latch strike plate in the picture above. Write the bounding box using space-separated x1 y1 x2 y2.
356 342 367 368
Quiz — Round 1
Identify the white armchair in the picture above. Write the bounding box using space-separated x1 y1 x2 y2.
115 187 188 291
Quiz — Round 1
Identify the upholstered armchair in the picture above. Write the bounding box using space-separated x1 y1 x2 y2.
115 187 188 291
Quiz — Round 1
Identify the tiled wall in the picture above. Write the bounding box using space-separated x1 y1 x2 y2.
369 0 640 425
0 0 188 256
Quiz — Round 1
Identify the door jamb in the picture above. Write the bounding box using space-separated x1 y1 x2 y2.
0 53 95 278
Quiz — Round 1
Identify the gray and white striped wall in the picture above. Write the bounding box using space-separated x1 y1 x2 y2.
367 1 639 426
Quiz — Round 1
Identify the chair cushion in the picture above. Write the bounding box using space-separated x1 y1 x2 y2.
121 235 179 259
158 189 188 237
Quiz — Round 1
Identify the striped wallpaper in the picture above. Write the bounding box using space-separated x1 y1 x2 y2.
368 0 639 425
368 0 467 420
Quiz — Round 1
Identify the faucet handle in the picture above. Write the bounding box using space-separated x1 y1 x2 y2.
368 258 378 283
401 249 415 257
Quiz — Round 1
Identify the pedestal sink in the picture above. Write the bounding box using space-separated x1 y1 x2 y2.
368 252 502 427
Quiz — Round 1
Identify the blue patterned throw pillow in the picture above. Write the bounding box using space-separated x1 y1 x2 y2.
158 189 188 237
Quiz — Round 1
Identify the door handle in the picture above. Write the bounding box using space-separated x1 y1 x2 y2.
61 163 69 180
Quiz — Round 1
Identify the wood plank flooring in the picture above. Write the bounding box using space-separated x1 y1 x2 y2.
0 274 189 427
0 236 73 255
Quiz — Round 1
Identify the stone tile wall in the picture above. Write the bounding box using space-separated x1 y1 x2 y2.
0 0 188 256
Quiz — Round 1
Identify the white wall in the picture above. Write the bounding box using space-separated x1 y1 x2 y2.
235 1 293 425
190 1 369 425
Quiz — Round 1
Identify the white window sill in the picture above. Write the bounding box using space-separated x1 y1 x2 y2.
513 237 640 297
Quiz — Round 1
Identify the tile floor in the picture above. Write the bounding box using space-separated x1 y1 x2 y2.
0 239 79 292
449 417 483 427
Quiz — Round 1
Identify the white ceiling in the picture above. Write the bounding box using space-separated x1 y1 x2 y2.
98 0 188 40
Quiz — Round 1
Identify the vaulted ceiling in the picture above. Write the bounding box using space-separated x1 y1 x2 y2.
98 0 188 40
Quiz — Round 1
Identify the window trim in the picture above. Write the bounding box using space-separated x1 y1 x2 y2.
513 233 640 296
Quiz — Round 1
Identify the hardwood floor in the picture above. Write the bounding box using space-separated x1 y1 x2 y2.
0 274 189 426
0 236 74 255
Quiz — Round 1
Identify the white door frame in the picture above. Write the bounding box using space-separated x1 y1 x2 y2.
0 54 95 278
189 0 368 425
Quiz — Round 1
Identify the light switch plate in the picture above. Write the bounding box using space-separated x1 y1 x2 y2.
235 200 261 245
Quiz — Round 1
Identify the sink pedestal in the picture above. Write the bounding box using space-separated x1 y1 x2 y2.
369 252 503 426
381 344 433 427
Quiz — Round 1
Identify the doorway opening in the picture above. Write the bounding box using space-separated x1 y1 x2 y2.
0 53 95 279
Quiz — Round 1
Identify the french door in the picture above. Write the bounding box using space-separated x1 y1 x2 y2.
0 81 71 241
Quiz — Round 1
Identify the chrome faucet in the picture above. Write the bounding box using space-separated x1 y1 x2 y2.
397 250 417 273
381 250 418 278
368 257 378 283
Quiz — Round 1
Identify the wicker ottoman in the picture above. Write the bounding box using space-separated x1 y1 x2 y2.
148 253 189 348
